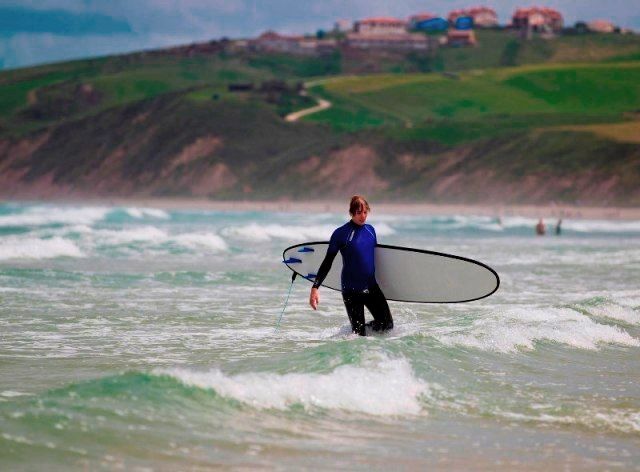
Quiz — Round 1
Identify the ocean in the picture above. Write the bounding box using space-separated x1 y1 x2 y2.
0 202 639 470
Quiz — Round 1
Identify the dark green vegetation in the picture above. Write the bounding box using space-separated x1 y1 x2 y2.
0 53 322 137
1 30 640 204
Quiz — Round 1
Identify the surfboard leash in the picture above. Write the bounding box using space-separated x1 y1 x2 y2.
274 271 297 333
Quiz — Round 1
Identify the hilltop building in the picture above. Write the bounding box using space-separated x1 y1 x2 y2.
408 12 437 29
512 7 563 32
354 17 408 35
587 19 616 33
345 31 431 50
251 31 337 55
346 16 431 51
448 6 498 28
447 29 477 46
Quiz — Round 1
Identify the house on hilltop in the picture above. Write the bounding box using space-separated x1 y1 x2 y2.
447 29 477 46
408 12 437 30
448 6 498 28
347 17 431 51
354 17 408 35
250 30 337 55
512 7 563 33
587 19 616 33
251 31 300 53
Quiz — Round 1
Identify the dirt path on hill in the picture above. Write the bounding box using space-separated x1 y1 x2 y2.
284 90 331 122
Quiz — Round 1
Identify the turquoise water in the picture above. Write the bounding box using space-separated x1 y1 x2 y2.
1 203 639 469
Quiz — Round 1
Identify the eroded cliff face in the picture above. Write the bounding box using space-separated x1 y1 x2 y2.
0 132 64 198
1 95 639 205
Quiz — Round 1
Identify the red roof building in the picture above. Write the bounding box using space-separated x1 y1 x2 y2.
448 6 498 27
587 19 616 33
512 7 563 32
447 29 477 46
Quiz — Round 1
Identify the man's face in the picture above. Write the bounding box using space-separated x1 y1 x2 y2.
351 206 368 226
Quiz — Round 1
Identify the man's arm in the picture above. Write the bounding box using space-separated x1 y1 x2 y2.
309 237 339 310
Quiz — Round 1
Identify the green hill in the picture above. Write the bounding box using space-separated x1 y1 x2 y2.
305 62 640 142
1 30 640 205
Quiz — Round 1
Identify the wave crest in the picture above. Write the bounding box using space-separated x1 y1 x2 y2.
0 236 84 260
156 357 427 416
432 307 640 353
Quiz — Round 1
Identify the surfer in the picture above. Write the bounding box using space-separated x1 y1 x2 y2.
309 195 393 336
555 218 562 235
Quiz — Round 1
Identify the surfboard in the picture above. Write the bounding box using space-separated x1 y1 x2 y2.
282 242 499 303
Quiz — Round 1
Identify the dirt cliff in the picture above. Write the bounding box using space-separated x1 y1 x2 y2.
1 93 639 205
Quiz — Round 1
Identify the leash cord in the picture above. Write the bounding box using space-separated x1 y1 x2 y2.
275 272 297 332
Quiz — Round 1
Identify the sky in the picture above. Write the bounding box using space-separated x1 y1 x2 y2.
1 0 638 70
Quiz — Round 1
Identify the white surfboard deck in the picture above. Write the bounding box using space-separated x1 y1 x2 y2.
283 242 499 303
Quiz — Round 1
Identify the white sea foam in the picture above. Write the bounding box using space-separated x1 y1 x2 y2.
59 224 229 253
222 223 337 241
585 303 640 325
0 225 229 256
425 215 640 235
500 216 538 228
0 390 30 398
495 216 640 234
564 219 640 233
0 236 84 260
157 357 427 415
171 233 228 252
452 215 507 232
590 410 640 434
613 292 640 308
498 407 640 434
92 227 169 245
0 206 110 227
222 222 395 242
371 222 395 236
433 307 640 353
123 207 170 219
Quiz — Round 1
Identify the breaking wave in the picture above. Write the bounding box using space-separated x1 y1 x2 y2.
0 236 84 260
430 306 640 353
157 356 427 416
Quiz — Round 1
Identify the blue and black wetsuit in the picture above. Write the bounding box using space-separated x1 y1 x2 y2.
313 221 393 336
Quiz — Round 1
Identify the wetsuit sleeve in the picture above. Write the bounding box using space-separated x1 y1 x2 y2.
312 230 340 289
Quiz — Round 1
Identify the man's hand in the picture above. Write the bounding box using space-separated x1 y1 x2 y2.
309 287 319 310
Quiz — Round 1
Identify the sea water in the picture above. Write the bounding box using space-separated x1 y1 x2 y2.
0 203 638 470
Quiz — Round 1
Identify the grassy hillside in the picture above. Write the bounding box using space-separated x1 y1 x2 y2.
434 29 640 70
2 30 639 137
1 30 640 205
305 62 640 144
0 57 288 135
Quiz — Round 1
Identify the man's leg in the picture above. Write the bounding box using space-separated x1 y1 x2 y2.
342 292 366 336
364 285 393 332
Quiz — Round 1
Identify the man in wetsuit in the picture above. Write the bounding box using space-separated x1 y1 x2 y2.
309 195 393 336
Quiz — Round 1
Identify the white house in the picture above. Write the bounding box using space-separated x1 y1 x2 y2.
354 17 408 35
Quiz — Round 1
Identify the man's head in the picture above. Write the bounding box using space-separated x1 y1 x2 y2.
349 195 370 226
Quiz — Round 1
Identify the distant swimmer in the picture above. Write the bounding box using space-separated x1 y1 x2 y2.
555 218 562 235
309 195 393 336
535 218 546 236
